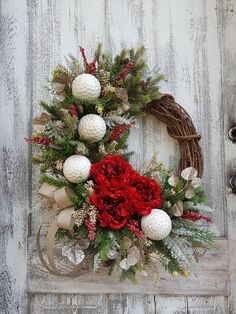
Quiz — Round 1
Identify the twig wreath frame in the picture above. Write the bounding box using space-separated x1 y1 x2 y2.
147 94 203 177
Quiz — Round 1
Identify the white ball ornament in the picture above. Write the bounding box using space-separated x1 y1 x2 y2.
63 155 91 183
72 73 101 100
78 114 106 143
141 209 172 241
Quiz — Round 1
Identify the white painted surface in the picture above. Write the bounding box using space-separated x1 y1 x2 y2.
1 0 235 313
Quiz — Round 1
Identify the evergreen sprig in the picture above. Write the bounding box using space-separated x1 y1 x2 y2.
39 100 62 119
152 240 185 275
39 173 68 188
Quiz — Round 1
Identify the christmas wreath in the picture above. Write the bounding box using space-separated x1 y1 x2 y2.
26 45 214 283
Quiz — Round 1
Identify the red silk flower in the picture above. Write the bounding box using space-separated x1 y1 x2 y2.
90 155 162 230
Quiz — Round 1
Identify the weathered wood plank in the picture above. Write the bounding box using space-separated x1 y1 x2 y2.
154 296 187 314
187 296 228 314
22 0 230 310
106 0 224 236
28 1 224 231
0 0 232 312
145 0 224 236
108 294 156 314
29 295 228 314
0 0 29 313
26 0 228 300
29 294 109 314
29 294 189 314
29 0 224 235
28 239 227 295
217 0 236 313
29 0 106 232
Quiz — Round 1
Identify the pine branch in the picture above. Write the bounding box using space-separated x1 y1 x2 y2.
163 235 196 271
94 43 102 64
104 113 137 128
61 112 78 139
39 101 62 119
120 264 141 284
172 219 215 248
152 241 183 275
39 173 68 188
94 227 111 261
64 54 80 78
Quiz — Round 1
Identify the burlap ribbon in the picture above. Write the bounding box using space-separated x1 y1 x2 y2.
36 184 82 276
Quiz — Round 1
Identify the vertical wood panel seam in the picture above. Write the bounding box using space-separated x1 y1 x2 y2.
217 0 236 311
216 0 228 240
104 0 107 49
186 296 189 314
26 0 33 230
216 0 231 305
26 1 33 311
154 295 157 314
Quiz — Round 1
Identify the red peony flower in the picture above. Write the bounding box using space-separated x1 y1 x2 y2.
89 155 163 230
90 155 136 190
90 189 131 230
130 174 163 216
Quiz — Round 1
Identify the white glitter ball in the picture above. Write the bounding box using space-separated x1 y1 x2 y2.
63 155 91 183
141 209 172 241
72 73 101 100
78 114 106 143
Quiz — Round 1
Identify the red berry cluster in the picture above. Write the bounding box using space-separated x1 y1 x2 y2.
85 217 96 240
86 60 96 75
127 219 144 238
115 61 134 86
24 136 50 146
69 104 77 117
182 210 211 223
111 120 137 140
79 46 97 75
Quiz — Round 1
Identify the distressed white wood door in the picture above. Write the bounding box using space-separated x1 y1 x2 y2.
1 0 236 313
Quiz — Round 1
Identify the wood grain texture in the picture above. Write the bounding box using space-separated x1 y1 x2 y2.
29 0 106 231
28 295 229 314
104 0 224 236
1 0 233 312
0 0 29 313
108 294 156 314
28 238 228 295
26 0 229 310
187 296 228 314
29 294 187 314
154 296 187 314
29 294 109 314
217 0 236 313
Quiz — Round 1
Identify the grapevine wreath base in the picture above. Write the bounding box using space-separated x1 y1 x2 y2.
26 45 214 283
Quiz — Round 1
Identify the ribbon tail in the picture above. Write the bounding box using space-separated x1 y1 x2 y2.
36 219 83 277
36 225 61 276
45 218 63 275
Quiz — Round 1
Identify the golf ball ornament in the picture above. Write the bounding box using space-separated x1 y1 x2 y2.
72 73 101 100
141 209 172 240
63 155 91 183
78 114 106 143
